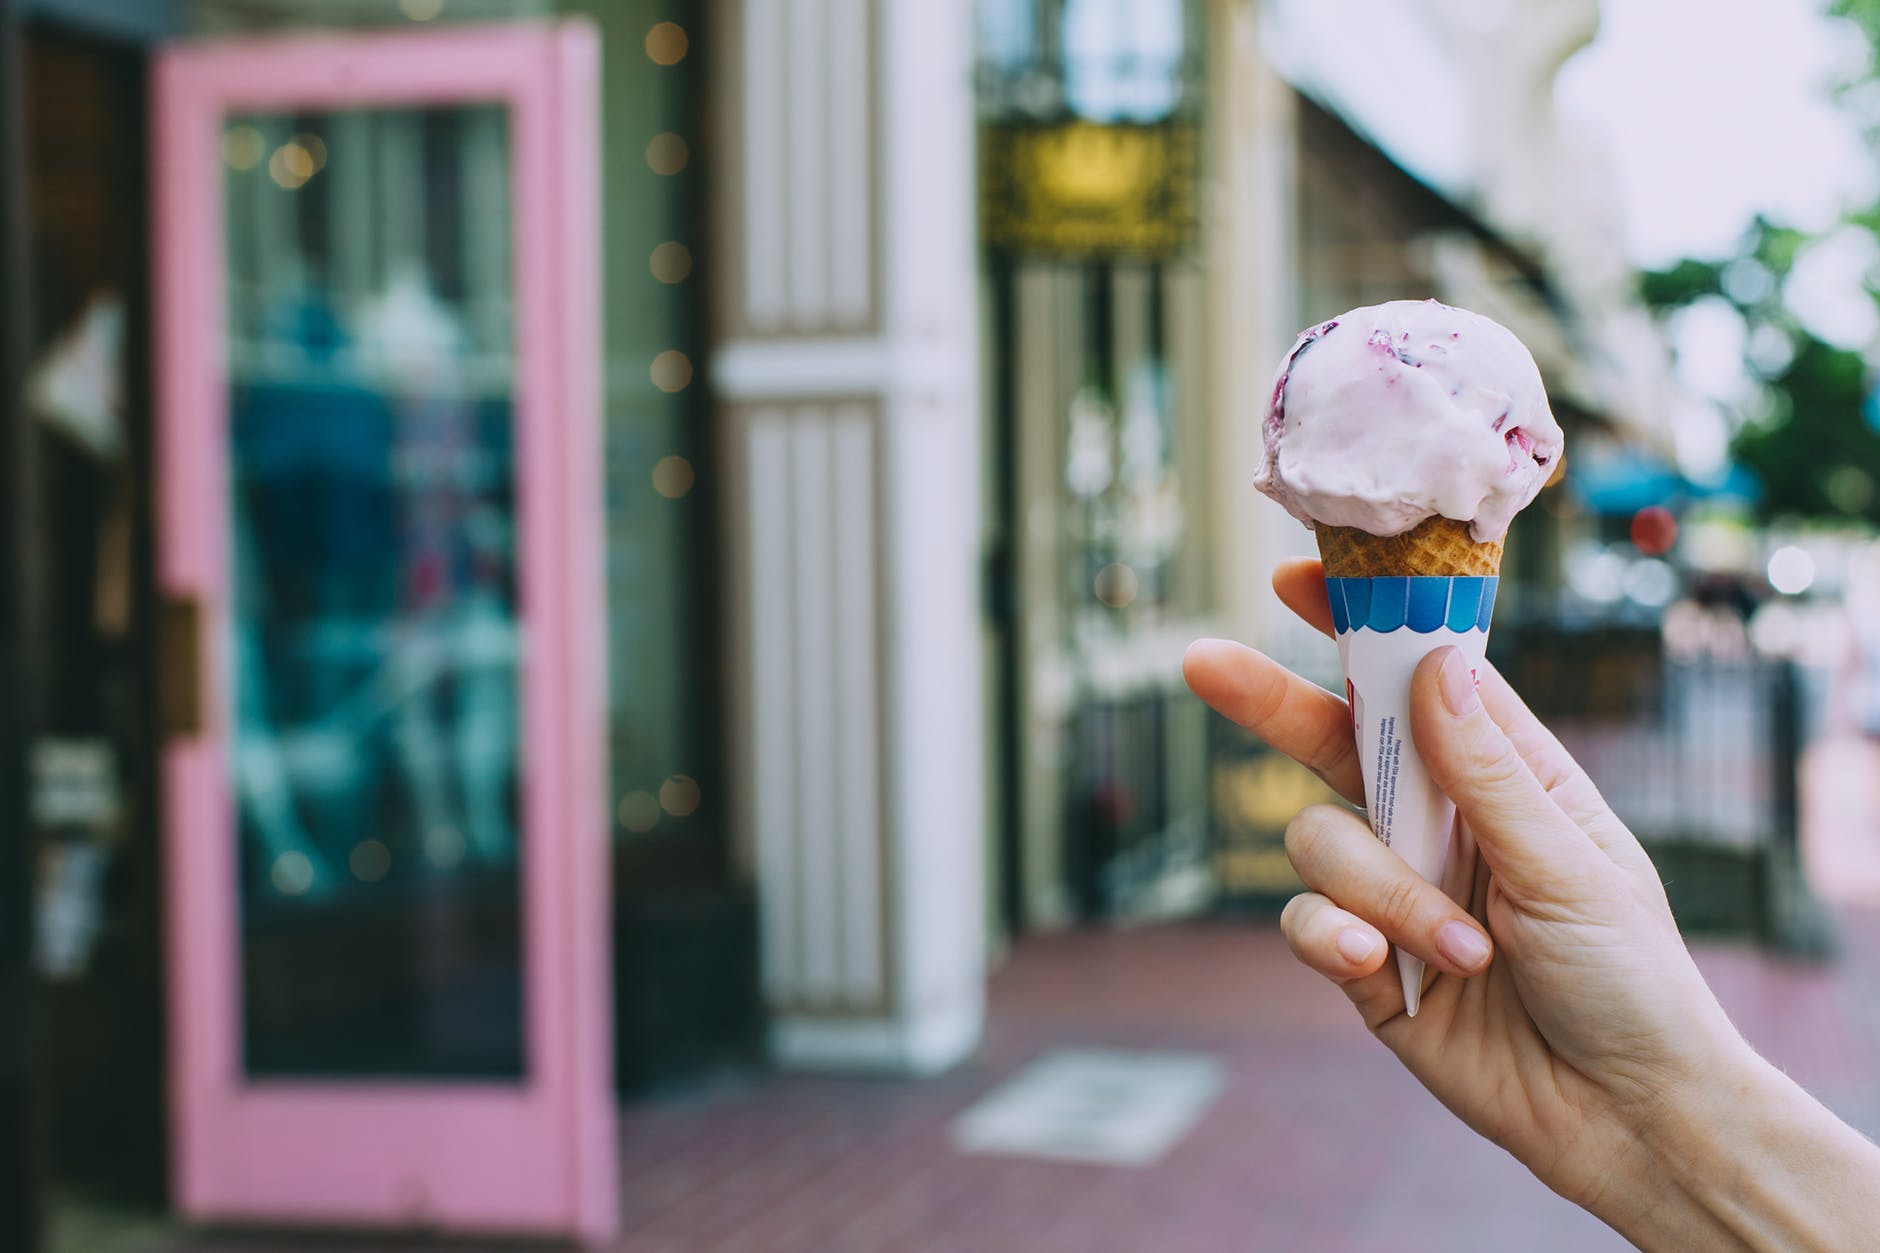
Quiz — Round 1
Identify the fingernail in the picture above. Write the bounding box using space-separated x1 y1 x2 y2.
1438 648 1479 717
1437 921 1491 971
1336 928 1380 965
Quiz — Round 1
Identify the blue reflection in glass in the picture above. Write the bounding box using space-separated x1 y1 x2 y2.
228 106 524 1080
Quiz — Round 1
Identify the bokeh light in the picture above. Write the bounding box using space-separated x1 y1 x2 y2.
651 349 693 392
645 132 690 176
424 825 466 871
269 852 313 897
291 131 328 172
349 840 391 883
618 790 660 834
1630 506 1678 556
652 455 695 499
650 241 693 283
645 22 690 66
659 774 702 818
1094 563 1139 608
1767 545 1816 595
268 142 316 189
222 125 266 170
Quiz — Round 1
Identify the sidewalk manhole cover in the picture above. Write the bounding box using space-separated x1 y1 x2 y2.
951 1048 1225 1167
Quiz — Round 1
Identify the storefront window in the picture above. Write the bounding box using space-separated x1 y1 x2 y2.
225 105 526 1077
979 0 1212 927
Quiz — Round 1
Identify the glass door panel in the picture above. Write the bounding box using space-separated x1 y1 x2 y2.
225 105 525 1081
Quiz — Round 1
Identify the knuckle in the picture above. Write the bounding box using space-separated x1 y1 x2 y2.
1279 892 1309 933
1350 982 1403 1034
1281 810 1317 866
1244 671 1289 731
1283 804 1343 869
1374 873 1425 934
1311 722 1360 786
1462 736 1531 795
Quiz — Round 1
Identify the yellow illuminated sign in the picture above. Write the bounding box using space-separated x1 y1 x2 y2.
981 120 1198 258
1209 751 1342 895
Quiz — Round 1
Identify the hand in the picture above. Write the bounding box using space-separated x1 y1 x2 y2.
1185 559 1755 1233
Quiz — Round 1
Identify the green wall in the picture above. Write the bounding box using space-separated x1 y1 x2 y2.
558 0 721 884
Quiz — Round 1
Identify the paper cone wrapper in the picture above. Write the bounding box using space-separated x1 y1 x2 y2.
1319 518 1502 1014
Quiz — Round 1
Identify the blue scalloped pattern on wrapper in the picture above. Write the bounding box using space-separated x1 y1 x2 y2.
1326 576 1498 635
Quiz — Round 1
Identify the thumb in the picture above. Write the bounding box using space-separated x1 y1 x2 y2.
1410 646 1610 902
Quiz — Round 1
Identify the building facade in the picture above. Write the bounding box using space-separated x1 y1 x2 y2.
0 0 1667 1245
2 0 986 1242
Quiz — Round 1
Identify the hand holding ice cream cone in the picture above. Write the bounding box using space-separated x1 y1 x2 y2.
1183 571 1880 1247
1180 301 1880 1244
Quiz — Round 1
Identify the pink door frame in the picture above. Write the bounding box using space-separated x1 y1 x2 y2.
152 23 615 1241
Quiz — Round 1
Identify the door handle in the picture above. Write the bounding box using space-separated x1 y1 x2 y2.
158 596 203 740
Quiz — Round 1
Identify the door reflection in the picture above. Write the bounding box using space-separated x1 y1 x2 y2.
224 106 525 1079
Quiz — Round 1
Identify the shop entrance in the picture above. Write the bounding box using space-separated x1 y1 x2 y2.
987 259 1214 932
977 0 1215 935
150 26 614 1239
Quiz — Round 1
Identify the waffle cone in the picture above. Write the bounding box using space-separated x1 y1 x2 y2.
1315 516 1503 578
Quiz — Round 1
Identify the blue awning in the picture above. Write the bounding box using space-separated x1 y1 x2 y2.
1570 448 1760 514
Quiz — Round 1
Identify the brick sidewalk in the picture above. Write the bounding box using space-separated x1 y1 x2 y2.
601 914 1880 1253
1803 735 1880 909
135 908 1880 1253
105 735 1880 1252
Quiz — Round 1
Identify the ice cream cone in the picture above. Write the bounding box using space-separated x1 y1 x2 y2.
1316 517 1505 1016
1254 301 1565 1018
1315 515 1503 579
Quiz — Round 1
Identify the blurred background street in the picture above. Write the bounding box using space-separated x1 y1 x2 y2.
65 900 1880 1251
10 0 1880 1248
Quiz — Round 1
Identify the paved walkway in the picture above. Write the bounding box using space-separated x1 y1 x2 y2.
134 906 1880 1253
111 727 1880 1253
604 915 1880 1253
588 732 1880 1251
1802 735 1880 909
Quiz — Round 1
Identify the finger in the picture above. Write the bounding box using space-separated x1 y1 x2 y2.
1410 647 1615 903
1279 892 1388 982
1183 639 1364 805
1274 558 1336 635
1474 676 1658 883
1285 804 1494 978
1277 559 1652 877
1345 964 1416 1032
1280 891 1422 1032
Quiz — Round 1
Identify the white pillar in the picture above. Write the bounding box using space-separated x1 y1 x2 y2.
1205 0 1313 658
712 0 984 1074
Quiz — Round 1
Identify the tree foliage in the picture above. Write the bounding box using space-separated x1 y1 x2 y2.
1734 337 1880 522
1638 6 1880 525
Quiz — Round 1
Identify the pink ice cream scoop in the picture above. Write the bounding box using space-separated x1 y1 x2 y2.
1254 299 1563 543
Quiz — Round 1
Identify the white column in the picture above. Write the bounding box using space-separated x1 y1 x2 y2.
1205 0 1313 657
713 0 984 1074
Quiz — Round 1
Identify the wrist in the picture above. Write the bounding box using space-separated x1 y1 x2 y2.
1615 1033 1768 1250
1570 1031 1764 1251
1636 1026 1766 1172
1616 1036 1880 1251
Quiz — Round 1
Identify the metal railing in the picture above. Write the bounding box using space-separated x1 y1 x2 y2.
1207 623 1826 948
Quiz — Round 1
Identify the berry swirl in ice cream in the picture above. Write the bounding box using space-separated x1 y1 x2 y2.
1253 299 1563 544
